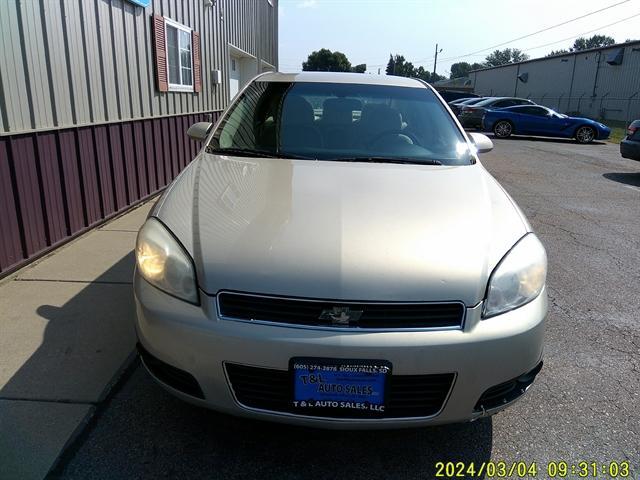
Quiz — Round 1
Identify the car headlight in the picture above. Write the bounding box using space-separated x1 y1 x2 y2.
135 218 199 304
483 233 547 318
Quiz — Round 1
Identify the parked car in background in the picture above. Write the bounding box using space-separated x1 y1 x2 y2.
459 97 536 129
449 97 487 116
620 120 640 160
438 90 480 103
134 72 547 429
482 105 611 144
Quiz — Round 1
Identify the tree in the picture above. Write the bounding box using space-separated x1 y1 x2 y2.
351 63 367 73
572 35 615 51
385 54 444 82
484 48 529 67
386 54 415 77
450 61 484 79
546 49 570 57
302 49 352 72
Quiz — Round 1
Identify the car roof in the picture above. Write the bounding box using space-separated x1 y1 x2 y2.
461 97 490 104
488 97 531 102
476 96 530 105
450 97 475 103
257 71 426 89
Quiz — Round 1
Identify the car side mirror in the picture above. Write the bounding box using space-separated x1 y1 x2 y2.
187 122 213 142
468 132 494 154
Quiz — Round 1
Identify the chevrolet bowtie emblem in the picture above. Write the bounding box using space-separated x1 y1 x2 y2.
318 306 363 325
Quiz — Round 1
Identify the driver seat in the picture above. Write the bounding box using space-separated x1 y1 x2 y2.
355 104 403 148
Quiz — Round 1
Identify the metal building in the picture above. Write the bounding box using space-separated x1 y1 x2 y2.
0 0 278 276
469 40 640 124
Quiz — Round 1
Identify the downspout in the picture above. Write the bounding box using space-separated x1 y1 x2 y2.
592 50 602 98
567 53 577 112
514 63 520 97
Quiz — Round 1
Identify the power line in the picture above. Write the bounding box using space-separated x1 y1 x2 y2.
282 0 637 71
421 0 632 64
520 12 640 53
366 0 633 68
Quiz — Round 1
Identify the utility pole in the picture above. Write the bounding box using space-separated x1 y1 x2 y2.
433 44 443 80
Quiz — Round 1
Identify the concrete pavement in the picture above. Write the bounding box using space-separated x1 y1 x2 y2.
0 198 155 480
51 139 640 479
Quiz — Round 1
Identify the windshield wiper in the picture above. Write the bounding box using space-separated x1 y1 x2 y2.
327 156 443 165
207 147 315 160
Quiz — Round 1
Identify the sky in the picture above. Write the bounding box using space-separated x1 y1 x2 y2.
277 0 640 77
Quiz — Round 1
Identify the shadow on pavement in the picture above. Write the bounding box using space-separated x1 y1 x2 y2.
603 172 640 187
0 252 136 402
53 365 493 480
486 134 607 146
0 253 137 480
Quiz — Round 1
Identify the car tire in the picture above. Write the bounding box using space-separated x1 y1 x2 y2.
493 120 513 138
575 126 595 144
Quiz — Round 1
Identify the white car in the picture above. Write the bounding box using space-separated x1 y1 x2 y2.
134 72 547 429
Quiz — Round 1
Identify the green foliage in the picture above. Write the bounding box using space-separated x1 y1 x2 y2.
572 35 615 51
484 48 530 67
301 49 366 73
302 49 352 72
546 49 570 57
449 62 485 79
386 54 444 82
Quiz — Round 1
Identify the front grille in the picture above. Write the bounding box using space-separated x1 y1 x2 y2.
225 363 455 418
217 292 464 329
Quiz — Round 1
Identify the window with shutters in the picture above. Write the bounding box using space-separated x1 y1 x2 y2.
165 18 193 91
153 15 201 93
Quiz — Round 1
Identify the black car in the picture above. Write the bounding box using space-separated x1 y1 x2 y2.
449 97 488 116
620 120 640 161
438 90 480 103
458 97 536 129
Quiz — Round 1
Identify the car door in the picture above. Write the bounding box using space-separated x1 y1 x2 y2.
517 106 554 135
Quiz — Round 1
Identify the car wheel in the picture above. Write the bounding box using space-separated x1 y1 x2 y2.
575 126 595 144
493 121 513 138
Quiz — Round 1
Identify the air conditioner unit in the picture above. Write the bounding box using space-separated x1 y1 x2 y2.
606 48 624 65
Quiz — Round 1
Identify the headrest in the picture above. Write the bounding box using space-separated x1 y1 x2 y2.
282 95 315 125
359 103 402 132
322 98 362 125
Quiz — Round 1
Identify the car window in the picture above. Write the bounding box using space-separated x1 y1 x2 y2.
517 106 549 116
493 100 515 108
209 81 474 166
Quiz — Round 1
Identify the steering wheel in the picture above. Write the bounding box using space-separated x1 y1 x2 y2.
366 129 420 148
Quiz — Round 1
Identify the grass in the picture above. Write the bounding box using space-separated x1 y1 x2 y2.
607 127 627 144
601 119 630 144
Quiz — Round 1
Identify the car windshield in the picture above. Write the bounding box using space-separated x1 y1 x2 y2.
209 81 474 165
549 109 567 118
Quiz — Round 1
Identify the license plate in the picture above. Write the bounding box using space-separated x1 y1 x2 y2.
291 358 391 415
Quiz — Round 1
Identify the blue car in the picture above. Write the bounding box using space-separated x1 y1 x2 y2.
482 105 611 143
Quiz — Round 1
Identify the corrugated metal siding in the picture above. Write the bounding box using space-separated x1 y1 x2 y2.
471 42 640 121
472 64 519 97
0 111 220 275
1 0 278 134
0 0 277 275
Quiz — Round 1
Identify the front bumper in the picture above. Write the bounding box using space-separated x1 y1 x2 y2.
134 275 546 429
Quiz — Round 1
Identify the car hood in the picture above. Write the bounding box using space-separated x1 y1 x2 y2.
152 154 530 306
569 116 608 127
